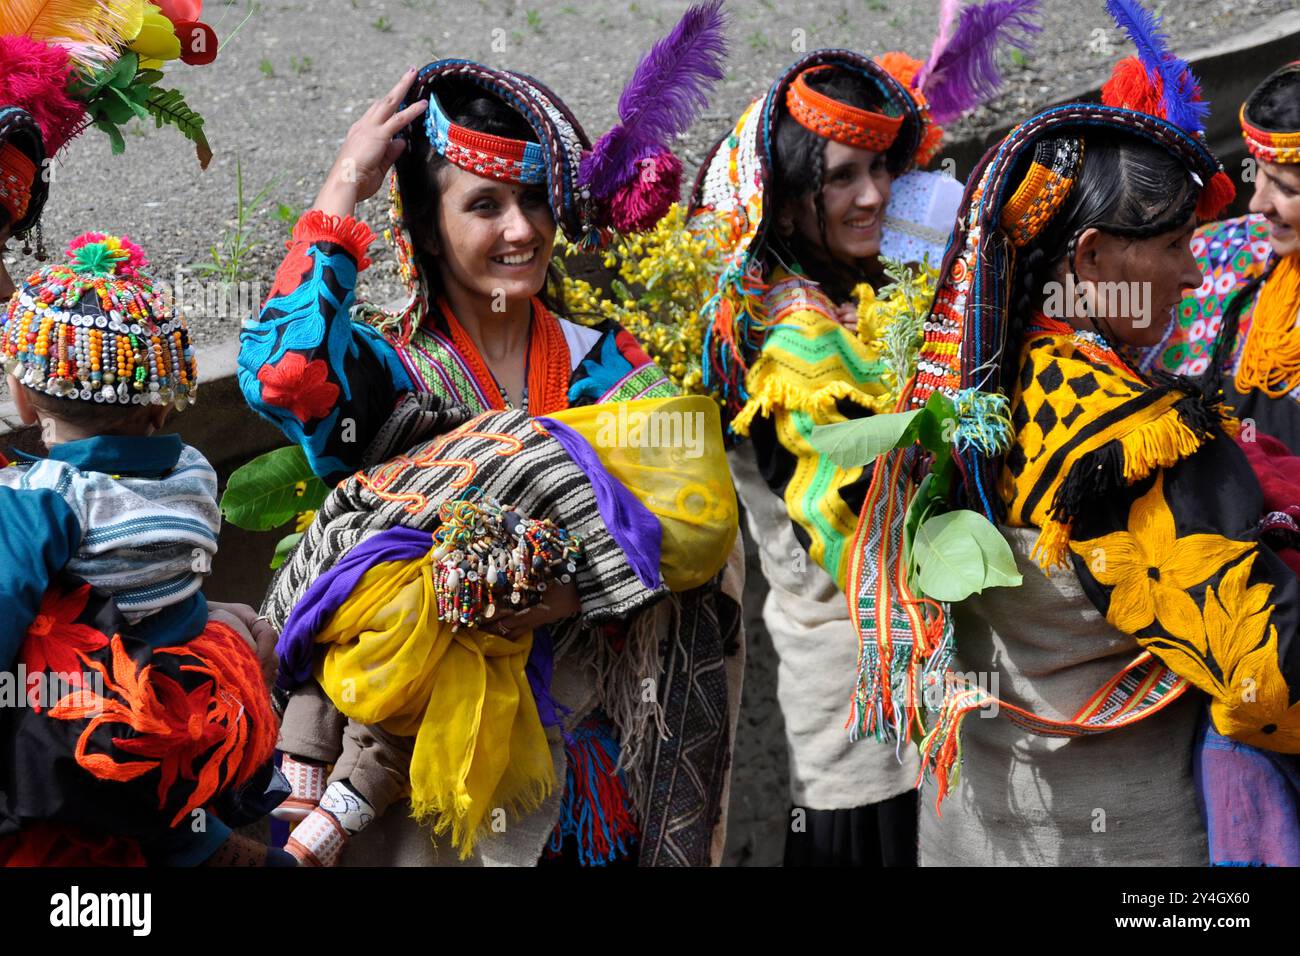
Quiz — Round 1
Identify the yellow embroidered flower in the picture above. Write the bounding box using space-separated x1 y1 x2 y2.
1145 552 1300 750
294 510 317 534
1069 473 1252 639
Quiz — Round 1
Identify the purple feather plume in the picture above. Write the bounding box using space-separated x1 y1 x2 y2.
921 0 1042 125
580 0 729 200
1104 0 1208 134
914 0 960 93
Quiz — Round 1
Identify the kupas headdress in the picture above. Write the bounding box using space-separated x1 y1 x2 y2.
0 1 221 255
690 0 1043 424
912 0 1238 522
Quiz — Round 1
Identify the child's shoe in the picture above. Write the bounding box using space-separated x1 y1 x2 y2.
271 754 327 822
284 781 375 867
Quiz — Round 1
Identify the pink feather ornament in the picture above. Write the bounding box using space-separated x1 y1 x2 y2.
606 148 683 234
0 35 86 154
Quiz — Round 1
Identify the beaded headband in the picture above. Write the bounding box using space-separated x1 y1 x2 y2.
1240 61 1300 166
2 233 197 409
0 142 35 225
999 136 1086 247
785 65 905 153
425 88 547 185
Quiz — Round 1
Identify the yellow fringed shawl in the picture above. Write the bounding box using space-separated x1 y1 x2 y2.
1001 321 1239 570
731 269 896 588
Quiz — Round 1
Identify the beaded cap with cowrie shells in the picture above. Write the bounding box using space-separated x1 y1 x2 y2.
2 233 198 410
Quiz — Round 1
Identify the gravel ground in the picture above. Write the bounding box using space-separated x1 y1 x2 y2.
4 0 1295 866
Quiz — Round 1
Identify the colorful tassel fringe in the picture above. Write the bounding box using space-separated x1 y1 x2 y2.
546 714 639 866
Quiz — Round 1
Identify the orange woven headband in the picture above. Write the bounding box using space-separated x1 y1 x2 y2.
785 66 903 153
0 143 36 225
1241 61 1300 165
1241 104 1300 165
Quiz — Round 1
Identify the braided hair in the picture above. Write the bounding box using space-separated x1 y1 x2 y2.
395 79 568 315
1003 130 1200 393
768 66 898 304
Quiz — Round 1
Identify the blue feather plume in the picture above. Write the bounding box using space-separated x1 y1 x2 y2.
1105 0 1209 133
579 0 729 200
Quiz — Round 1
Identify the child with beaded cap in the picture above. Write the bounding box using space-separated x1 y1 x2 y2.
0 233 289 866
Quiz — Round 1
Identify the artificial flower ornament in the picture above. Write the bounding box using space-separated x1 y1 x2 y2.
127 2 181 68
154 0 202 21
175 20 216 65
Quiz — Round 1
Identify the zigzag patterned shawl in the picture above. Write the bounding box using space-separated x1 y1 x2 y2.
265 396 735 866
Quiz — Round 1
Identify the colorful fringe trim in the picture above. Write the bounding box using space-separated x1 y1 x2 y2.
546 713 639 866
845 445 954 745
700 262 771 426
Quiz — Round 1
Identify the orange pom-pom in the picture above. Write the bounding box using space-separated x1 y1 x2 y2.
877 50 923 89
1101 56 1164 114
1197 170 1236 220
916 123 945 168
876 51 946 167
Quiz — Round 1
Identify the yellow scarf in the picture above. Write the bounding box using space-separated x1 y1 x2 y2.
316 554 552 858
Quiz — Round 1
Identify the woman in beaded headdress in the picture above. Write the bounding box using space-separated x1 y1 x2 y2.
1139 61 1300 453
850 0 1300 866
687 2 1040 867
238 5 750 867
0 107 49 302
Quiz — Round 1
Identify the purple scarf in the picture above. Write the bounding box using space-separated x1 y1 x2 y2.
275 525 433 690
1195 710 1300 866
536 415 662 590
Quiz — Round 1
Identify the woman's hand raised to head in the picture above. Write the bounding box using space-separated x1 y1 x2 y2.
313 67 429 219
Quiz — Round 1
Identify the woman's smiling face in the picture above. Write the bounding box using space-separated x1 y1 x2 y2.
429 165 556 305
1250 160 1300 258
788 138 892 265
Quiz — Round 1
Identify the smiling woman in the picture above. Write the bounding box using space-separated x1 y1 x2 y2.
682 20 1042 865
237 2 746 870
1140 60 1300 454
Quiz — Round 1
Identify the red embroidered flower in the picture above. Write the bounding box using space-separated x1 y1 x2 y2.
19 585 109 711
257 352 339 423
266 241 313 301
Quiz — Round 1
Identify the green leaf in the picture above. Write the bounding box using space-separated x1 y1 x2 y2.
145 86 212 157
220 445 330 531
102 92 138 125
912 509 1022 602
95 120 126 155
108 52 139 88
270 532 304 570
135 69 166 87
808 409 921 469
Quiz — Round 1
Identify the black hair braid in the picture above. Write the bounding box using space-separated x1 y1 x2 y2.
1090 188 1199 243
1005 245 1050 391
